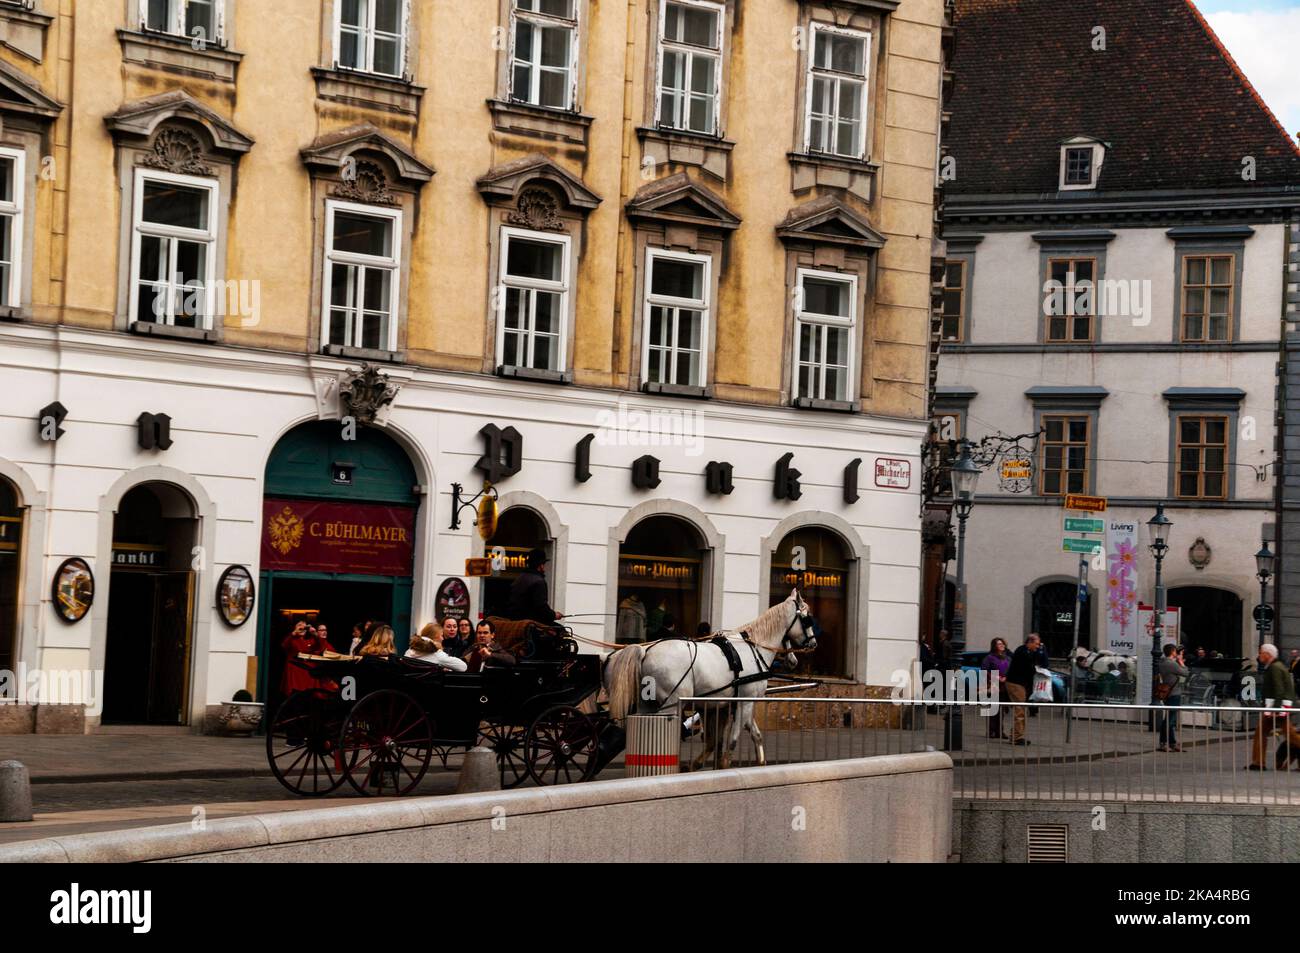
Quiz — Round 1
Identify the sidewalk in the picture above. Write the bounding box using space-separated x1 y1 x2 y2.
0 733 268 783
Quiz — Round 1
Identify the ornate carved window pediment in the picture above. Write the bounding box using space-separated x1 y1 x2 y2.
140 127 214 176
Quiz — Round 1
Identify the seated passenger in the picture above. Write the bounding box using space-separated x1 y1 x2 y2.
404 622 468 671
359 625 397 658
464 619 517 673
441 616 469 658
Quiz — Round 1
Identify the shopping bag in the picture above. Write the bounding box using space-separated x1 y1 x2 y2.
1030 667 1054 702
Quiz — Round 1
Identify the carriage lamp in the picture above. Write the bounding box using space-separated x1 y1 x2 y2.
1255 541 1275 585
945 440 981 752
449 481 499 539
950 443 981 519
1256 541 1275 645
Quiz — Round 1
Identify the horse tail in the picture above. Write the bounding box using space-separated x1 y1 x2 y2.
605 643 647 724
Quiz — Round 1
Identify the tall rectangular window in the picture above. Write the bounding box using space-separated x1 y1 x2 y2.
498 228 570 372
1181 255 1233 343
643 250 710 387
656 0 722 135
941 259 965 342
130 170 218 329
1040 415 1090 496
143 0 223 44
1045 257 1095 342
510 0 577 110
794 269 856 403
1064 147 1093 185
1176 416 1228 500
336 0 407 77
0 148 24 309
805 24 869 159
323 202 401 352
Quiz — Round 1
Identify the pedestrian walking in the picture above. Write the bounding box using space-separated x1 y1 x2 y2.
1156 643 1188 752
1250 643 1300 770
1005 633 1043 745
981 637 1011 739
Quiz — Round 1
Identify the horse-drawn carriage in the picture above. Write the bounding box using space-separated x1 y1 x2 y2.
266 620 624 796
266 591 820 796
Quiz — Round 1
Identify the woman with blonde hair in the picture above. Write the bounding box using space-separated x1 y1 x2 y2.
403 622 467 671
359 624 397 658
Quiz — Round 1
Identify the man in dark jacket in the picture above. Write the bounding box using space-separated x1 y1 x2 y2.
1250 643 1300 769
464 619 517 673
1004 633 1044 745
505 548 563 626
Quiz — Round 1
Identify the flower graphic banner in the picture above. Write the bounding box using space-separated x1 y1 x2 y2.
1104 519 1139 654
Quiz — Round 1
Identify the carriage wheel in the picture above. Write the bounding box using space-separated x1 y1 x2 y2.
339 690 433 797
525 705 599 785
478 721 529 789
266 689 349 797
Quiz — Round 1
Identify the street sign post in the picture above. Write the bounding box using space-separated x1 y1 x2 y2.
1062 538 1103 554
1064 494 1107 513
1064 517 1105 534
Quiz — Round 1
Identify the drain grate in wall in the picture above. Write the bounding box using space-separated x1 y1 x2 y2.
1026 824 1068 863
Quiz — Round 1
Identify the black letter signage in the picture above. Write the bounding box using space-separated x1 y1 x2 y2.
38 401 68 442
774 452 801 501
475 424 523 484
137 412 173 451
632 455 661 489
844 458 862 504
705 461 734 495
575 433 594 484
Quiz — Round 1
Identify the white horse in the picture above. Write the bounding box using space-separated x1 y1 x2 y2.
1074 649 1137 677
604 589 817 769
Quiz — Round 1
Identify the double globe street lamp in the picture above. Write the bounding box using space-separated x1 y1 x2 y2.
946 441 981 750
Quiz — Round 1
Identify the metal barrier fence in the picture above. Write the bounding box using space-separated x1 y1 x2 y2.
676 696 1300 805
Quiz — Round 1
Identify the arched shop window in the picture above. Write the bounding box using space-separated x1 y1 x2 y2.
770 527 851 678
0 477 22 674
1031 581 1089 659
1169 586 1243 659
617 515 705 642
482 507 551 618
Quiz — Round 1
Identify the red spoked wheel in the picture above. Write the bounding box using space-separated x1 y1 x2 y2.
477 721 529 789
339 690 433 797
266 689 349 796
524 705 599 785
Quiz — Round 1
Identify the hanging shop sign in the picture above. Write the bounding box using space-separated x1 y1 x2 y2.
999 457 1033 493
216 565 255 627
52 557 94 624
874 458 911 489
465 558 493 577
436 577 471 622
261 498 415 576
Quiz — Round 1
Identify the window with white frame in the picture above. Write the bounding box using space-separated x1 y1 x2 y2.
141 0 224 45
510 0 578 110
498 228 570 372
0 148 24 309
656 0 722 135
1058 140 1105 190
129 169 218 329
805 24 869 159
323 201 401 352
794 269 856 403
643 249 710 387
335 0 408 78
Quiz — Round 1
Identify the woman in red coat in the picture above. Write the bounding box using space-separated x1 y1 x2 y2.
280 621 332 694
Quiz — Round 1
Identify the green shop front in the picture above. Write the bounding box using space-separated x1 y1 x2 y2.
257 421 419 704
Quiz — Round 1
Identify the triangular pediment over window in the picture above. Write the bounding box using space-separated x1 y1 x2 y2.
301 122 434 185
105 90 253 157
777 196 885 250
0 57 62 122
625 173 740 231
477 153 601 211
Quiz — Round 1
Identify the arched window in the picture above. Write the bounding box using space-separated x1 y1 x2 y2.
1031 581 1090 659
617 515 705 642
482 507 551 618
1169 586 1243 659
0 477 21 673
770 527 850 678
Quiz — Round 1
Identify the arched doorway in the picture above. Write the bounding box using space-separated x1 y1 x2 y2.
1031 580 1091 660
617 515 706 641
102 482 198 725
770 527 852 678
0 477 22 674
481 507 551 619
1169 586 1243 658
258 421 419 704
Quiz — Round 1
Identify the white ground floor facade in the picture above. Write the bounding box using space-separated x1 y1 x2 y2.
0 324 926 728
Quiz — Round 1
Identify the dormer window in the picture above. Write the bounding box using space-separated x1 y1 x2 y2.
1059 137 1105 190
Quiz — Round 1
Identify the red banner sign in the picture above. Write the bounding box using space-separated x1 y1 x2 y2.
261 498 415 577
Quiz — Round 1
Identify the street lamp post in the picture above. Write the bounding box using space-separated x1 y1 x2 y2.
1147 503 1172 715
946 441 981 750
1255 541 1275 646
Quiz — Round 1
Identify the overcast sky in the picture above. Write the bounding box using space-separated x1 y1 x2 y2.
1193 0 1300 141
